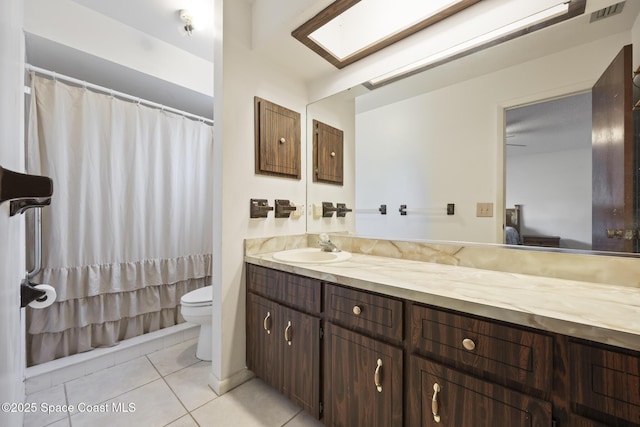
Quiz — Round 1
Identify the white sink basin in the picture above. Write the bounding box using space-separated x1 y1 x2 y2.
272 248 351 264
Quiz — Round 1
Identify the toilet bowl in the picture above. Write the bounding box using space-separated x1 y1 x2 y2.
180 286 213 361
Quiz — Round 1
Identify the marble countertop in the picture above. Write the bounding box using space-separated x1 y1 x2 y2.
245 251 640 352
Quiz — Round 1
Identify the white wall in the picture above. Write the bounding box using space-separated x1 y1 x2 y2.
210 0 309 393
306 94 356 234
354 32 629 244
23 0 213 97
0 0 26 425
507 148 592 249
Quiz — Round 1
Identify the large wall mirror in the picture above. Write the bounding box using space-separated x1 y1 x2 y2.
306 0 640 256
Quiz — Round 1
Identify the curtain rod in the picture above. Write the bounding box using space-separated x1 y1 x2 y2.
25 64 214 125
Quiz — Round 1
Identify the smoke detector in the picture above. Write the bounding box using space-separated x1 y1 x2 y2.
179 9 195 36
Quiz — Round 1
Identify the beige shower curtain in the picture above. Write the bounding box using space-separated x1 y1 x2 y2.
25 75 213 366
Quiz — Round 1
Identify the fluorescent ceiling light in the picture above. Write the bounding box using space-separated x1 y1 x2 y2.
369 2 570 86
309 0 466 61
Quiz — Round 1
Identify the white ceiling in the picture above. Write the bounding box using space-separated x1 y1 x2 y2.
25 0 218 120
23 0 640 123
70 0 215 62
506 92 592 157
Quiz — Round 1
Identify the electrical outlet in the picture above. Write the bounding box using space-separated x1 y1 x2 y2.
476 202 493 217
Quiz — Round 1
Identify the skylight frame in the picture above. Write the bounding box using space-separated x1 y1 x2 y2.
292 0 483 69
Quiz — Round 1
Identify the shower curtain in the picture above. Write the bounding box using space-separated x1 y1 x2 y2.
25 75 213 366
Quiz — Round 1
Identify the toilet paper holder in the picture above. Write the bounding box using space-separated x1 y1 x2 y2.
20 279 49 308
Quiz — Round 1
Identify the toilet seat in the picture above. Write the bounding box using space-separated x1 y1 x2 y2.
181 286 213 307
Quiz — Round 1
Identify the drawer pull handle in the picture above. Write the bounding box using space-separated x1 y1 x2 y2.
284 321 292 346
353 305 362 315
263 311 271 335
374 358 383 392
462 338 476 351
432 383 441 423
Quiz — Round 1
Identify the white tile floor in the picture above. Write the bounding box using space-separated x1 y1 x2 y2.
24 339 324 427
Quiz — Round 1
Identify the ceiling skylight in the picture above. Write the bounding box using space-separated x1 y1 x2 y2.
292 0 481 69
308 0 466 61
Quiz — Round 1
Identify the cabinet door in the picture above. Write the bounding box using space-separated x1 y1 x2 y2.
246 293 282 392
254 97 301 179
281 306 321 418
324 323 403 427
570 342 640 425
313 119 344 185
408 356 552 427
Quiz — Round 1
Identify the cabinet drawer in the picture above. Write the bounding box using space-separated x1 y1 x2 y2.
570 342 640 425
246 264 321 314
410 304 552 392
247 264 281 300
408 356 552 426
325 284 403 342
281 273 321 314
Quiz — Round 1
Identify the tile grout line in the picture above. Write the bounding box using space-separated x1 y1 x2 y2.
148 353 210 427
36 341 202 427
65 356 163 415
155 359 191 426
63 383 72 427
157 358 219 426
280 409 304 426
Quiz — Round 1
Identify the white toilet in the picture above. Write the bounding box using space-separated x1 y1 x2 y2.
180 286 213 361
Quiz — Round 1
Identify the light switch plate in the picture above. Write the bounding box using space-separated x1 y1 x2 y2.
290 203 304 219
312 203 323 219
476 202 493 217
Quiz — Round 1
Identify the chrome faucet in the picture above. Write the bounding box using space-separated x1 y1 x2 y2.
318 233 341 252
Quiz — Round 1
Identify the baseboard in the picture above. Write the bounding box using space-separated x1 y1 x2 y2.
209 367 254 395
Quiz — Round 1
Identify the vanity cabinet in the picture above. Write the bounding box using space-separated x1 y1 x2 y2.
246 265 321 418
246 263 640 427
323 285 404 427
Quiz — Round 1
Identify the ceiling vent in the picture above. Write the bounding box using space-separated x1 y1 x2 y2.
590 1 625 23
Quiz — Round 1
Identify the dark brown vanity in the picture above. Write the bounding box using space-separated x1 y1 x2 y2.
246 262 640 427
